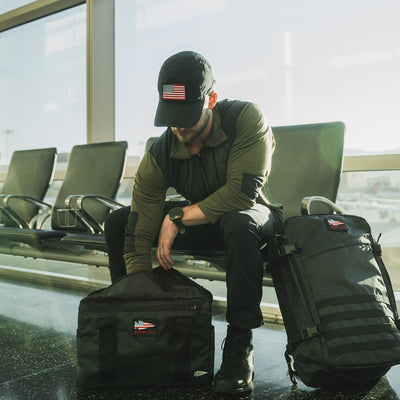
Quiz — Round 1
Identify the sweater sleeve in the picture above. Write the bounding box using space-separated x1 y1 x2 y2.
197 102 273 224
123 152 168 273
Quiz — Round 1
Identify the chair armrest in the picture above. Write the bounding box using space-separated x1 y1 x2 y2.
0 194 52 229
301 196 346 216
165 194 188 202
66 194 124 211
58 194 125 234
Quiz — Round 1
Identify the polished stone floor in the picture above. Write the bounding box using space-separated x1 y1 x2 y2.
0 277 400 400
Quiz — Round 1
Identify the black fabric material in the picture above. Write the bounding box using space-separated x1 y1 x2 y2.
269 213 400 388
106 203 280 330
98 317 118 384
218 204 279 329
104 206 131 283
213 325 254 393
154 51 215 128
76 267 214 388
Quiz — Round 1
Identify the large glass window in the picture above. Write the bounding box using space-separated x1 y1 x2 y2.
337 169 400 287
0 4 86 164
0 0 34 14
115 0 400 156
337 170 400 247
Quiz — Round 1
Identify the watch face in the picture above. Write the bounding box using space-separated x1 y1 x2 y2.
168 207 186 234
169 207 183 221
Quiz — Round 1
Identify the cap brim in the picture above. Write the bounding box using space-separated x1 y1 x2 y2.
154 99 204 128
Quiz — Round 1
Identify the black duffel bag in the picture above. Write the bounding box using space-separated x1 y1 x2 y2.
77 267 214 388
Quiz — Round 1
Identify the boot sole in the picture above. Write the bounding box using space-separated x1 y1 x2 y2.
213 381 253 394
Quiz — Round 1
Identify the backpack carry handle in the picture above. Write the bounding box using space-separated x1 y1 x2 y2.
301 196 346 216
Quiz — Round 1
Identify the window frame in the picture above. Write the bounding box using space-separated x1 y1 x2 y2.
0 0 115 144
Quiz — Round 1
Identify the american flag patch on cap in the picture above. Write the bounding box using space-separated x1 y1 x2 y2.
163 84 185 100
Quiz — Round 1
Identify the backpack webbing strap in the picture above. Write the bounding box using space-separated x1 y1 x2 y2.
289 325 321 345
286 250 322 336
285 349 298 385
315 293 391 309
371 237 400 330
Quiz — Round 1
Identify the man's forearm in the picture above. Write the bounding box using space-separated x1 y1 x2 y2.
182 203 210 226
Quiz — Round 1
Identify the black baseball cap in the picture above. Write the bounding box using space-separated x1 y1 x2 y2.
154 51 215 128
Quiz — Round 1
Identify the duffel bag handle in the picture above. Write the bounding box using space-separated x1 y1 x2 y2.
301 196 346 216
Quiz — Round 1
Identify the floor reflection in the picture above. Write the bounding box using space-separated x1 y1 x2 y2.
0 280 399 400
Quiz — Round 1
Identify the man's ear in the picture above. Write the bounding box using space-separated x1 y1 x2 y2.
208 92 217 109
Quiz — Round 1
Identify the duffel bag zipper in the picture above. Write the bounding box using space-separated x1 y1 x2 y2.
81 299 201 313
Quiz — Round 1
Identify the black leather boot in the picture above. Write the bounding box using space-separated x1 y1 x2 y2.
213 325 254 394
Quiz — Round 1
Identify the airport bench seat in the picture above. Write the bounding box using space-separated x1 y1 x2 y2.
59 121 345 282
60 231 108 252
0 147 57 229
0 141 128 251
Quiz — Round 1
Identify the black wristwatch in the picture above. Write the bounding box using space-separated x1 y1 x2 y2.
168 207 186 234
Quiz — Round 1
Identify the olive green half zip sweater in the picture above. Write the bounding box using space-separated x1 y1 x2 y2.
123 100 282 273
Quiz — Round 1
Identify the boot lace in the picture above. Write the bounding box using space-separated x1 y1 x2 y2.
221 334 252 363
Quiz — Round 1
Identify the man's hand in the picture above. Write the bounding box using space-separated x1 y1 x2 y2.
157 204 209 270
157 214 179 270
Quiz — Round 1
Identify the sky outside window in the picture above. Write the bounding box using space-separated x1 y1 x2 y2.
115 0 400 156
0 5 86 164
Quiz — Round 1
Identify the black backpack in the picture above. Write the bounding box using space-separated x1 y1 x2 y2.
269 197 400 388
77 267 214 388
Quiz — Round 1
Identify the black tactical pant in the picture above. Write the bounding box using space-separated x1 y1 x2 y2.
104 203 281 329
